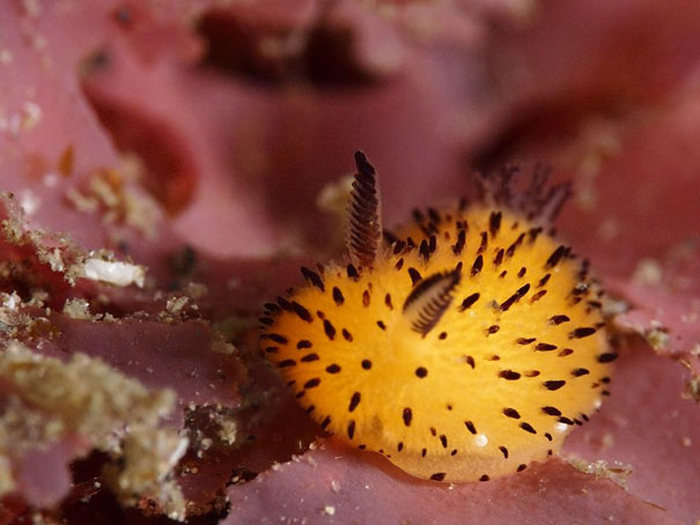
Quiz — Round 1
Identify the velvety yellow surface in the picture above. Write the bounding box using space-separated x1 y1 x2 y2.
263 206 612 482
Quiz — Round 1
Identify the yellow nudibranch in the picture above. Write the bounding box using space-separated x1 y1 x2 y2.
260 152 615 483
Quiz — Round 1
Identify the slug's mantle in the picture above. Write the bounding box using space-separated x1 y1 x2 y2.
260 153 615 483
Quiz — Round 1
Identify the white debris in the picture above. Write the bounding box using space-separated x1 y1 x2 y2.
474 434 488 447
62 298 92 320
79 258 146 288
18 190 40 215
20 101 42 131
631 258 663 286
2 292 20 311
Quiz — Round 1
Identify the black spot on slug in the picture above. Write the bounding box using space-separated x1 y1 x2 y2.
419 239 431 260
403 407 413 426
346 264 359 280
323 319 336 340
541 406 562 416
520 422 536 434
349 392 361 412
489 211 502 237
506 233 525 258
301 266 325 291
408 267 422 285
503 408 520 419
570 327 597 339
264 333 288 344
530 290 547 303
549 315 570 325
543 380 566 391
500 283 530 311
300 378 319 390
493 248 505 266
332 287 344 305
393 240 406 254
452 229 466 255
291 301 312 322
545 245 568 269
478 232 488 254
471 254 484 276
460 293 480 311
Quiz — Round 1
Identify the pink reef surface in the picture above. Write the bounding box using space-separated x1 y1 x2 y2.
0 0 698 523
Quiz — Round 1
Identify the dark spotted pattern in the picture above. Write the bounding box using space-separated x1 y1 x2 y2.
262 157 613 484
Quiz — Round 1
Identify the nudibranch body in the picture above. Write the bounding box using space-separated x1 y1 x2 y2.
261 153 615 483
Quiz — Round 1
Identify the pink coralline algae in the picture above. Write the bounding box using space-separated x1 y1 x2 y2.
0 0 697 523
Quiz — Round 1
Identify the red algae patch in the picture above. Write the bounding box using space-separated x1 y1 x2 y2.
225 439 672 524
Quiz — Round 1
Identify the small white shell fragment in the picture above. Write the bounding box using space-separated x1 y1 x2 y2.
80 258 146 288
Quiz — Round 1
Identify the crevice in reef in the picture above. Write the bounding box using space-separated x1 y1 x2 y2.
197 7 380 87
79 49 197 217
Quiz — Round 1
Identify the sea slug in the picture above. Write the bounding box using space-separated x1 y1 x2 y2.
260 152 615 482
